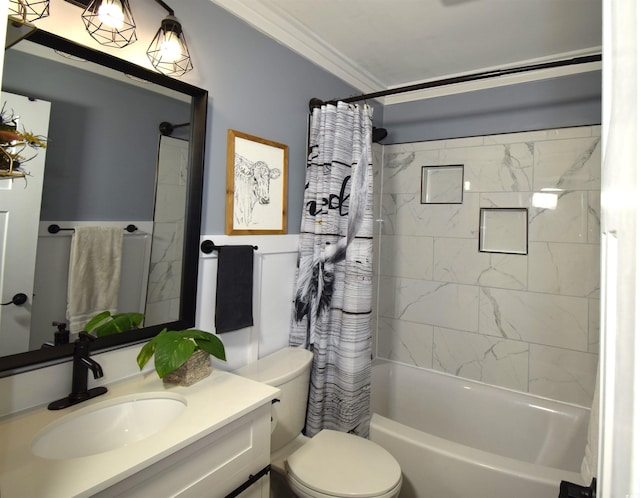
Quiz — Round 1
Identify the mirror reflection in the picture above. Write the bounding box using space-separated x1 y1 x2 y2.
0 29 207 374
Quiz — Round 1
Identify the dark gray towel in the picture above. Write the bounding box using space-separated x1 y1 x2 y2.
215 245 254 333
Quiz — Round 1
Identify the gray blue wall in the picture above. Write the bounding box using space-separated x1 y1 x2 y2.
2 50 190 221
183 0 600 232
381 71 601 144
3 0 601 231
176 1 362 234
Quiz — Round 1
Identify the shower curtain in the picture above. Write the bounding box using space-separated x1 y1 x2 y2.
290 101 374 438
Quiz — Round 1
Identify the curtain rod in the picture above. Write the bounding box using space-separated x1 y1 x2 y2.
309 54 602 110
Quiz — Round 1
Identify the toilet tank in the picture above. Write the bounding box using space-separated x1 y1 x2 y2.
234 347 313 453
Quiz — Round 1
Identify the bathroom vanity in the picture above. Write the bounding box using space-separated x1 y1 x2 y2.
0 369 279 497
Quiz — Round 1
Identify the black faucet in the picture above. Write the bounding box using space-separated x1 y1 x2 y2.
48 332 108 410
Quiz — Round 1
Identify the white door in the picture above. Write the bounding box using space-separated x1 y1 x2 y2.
0 92 50 355
598 0 640 495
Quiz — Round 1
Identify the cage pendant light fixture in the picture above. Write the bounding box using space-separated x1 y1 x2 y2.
81 0 137 49
9 0 50 22
147 14 193 77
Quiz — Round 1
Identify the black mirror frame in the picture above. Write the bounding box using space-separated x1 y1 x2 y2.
0 29 207 377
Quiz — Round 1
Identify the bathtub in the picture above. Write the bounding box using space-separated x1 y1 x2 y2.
369 359 590 498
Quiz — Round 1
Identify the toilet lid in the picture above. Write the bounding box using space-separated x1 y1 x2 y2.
286 430 402 498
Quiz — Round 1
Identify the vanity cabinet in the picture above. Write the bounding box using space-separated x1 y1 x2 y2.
93 403 271 498
0 369 279 498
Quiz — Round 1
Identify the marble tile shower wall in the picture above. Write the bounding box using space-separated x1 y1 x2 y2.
372 126 601 407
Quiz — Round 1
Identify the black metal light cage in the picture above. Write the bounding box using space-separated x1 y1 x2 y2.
9 0 50 22
57 0 194 76
146 15 193 77
81 0 137 49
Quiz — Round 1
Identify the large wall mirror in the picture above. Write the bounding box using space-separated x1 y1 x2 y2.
0 28 207 376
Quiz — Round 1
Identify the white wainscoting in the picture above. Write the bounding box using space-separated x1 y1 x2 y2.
0 233 300 416
30 221 153 348
196 234 299 371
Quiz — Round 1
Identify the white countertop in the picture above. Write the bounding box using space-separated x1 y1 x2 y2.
0 369 279 498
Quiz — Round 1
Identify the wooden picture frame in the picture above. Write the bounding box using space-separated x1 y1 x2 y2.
225 129 288 235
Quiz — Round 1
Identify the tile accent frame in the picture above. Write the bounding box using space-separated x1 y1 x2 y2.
479 207 529 255
420 164 464 204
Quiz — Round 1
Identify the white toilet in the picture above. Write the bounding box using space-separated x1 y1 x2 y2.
235 347 402 498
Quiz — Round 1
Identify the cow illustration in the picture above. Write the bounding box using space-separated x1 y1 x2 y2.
234 153 281 226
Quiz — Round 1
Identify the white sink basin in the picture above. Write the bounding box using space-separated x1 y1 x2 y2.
31 392 187 460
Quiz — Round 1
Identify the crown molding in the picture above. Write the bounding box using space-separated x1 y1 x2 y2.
210 0 601 106
209 0 385 95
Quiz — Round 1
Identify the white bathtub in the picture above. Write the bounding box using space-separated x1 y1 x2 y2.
369 359 590 498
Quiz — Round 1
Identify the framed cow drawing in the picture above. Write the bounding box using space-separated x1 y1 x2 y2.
225 129 288 235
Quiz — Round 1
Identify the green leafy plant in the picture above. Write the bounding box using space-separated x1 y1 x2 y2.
0 102 47 178
136 328 226 378
83 311 144 337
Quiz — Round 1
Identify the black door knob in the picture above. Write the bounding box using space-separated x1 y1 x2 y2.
1 293 28 306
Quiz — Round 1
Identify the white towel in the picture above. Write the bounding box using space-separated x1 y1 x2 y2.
66 226 124 332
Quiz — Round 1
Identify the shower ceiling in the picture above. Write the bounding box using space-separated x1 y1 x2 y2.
210 0 602 102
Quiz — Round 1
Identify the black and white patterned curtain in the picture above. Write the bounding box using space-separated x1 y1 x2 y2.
290 102 374 438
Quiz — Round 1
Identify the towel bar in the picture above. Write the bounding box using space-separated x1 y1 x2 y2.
200 240 258 254
48 224 138 234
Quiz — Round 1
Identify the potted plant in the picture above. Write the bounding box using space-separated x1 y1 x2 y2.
83 311 145 337
0 104 47 178
136 328 226 386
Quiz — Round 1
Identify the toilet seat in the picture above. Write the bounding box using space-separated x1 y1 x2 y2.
286 430 402 498
287 473 402 498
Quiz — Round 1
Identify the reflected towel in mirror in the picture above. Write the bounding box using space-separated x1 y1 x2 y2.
67 226 124 332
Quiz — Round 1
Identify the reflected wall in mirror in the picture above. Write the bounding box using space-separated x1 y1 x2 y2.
0 29 207 376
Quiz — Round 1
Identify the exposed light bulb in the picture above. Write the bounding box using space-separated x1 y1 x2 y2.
147 15 193 76
97 0 124 29
159 31 181 62
82 0 136 48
